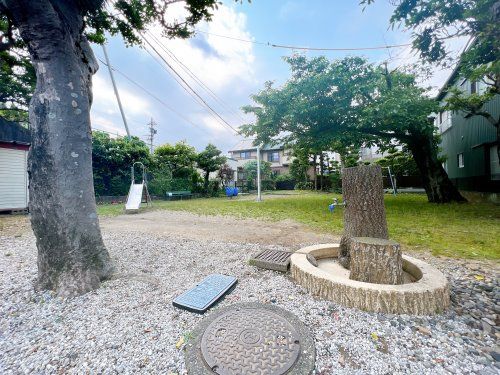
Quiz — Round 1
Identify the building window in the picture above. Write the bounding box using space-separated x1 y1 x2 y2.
268 151 279 162
457 153 464 168
470 81 477 94
240 151 251 159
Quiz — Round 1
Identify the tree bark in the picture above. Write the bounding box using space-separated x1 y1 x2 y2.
319 153 324 191
204 171 210 195
339 165 389 269
312 154 318 190
349 237 403 285
407 133 467 203
5 0 113 297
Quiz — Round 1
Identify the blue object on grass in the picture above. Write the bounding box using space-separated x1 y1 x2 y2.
225 187 239 197
328 203 335 212
172 274 238 313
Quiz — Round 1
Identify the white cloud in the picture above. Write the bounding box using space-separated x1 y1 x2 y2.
90 72 154 137
92 74 151 116
145 4 256 94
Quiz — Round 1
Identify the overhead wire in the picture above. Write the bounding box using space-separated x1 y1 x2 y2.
146 31 248 124
140 32 241 136
195 29 413 51
96 56 213 137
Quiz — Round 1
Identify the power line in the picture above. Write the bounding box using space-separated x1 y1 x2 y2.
140 33 241 136
147 32 248 124
96 57 213 136
195 29 413 51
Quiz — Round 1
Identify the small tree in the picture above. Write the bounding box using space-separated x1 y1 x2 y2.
243 160 272 190
218 163 236 187
154 141 197 179
92 131 150 196
150 141 199 195
196 143 226 195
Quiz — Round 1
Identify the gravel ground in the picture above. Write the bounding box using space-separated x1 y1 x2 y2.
0 231 499 374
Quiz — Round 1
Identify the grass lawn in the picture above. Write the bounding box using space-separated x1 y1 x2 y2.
97 192 500 260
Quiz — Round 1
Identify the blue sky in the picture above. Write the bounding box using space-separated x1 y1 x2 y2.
90 1 461 153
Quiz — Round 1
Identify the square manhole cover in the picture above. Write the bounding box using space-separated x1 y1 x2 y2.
249 249 292 272
172 274 237 313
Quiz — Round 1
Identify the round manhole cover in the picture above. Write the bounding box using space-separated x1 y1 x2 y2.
200 306 301 375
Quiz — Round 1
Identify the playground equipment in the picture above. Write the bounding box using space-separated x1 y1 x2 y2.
125 162 151 213
385 166 397 195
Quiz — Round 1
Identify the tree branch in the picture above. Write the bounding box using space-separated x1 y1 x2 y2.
0 14 15 52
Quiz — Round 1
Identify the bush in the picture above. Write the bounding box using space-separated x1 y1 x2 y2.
295 181 313 190
148 175 172 196
275 173 295 190
204 179 223 197
261 179 276 190
329 172 342 193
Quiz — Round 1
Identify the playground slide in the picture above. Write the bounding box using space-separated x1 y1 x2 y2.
125 183 144 211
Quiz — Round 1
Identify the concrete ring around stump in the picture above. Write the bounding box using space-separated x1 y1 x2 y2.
291 244 450 315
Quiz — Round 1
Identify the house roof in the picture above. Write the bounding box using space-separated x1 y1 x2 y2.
0 117 30 145
436 38 476 102
229 138 284 152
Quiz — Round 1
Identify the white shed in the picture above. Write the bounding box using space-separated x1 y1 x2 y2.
0 118 30 212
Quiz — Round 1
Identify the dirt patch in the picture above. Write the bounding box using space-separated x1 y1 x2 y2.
100 209 338 249
0 214 31 237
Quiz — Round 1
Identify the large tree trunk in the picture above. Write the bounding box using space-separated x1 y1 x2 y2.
407 133 466 203
6 0 113 297
338 165 389 269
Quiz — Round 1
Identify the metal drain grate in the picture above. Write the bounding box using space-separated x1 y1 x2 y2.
249 249 292 272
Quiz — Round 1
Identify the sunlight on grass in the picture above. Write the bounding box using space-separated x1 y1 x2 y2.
97 193 500 260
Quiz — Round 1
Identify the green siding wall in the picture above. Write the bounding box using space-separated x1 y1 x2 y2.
439 95 499 191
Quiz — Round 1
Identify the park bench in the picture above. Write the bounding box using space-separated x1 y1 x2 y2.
166 191 192 200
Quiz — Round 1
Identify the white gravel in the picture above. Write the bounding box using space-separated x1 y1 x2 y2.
0 232 498 374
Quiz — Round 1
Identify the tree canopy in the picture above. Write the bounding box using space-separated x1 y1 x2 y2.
363 0 499 158
92 131 150 196
242 55 465 202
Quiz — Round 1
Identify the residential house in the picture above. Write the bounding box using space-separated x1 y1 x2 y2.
0 117 30 212
228 139 293 187
434 69 500 192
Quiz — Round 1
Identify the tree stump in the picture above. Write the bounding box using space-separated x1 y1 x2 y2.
339 165 388 269
349 237 403 285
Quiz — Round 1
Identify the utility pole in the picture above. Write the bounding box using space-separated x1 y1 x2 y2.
102 44 131 139
256 145 262 202
146 118 157 154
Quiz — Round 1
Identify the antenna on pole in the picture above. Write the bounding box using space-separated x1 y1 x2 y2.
102 43 131 139
147 118 157 154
